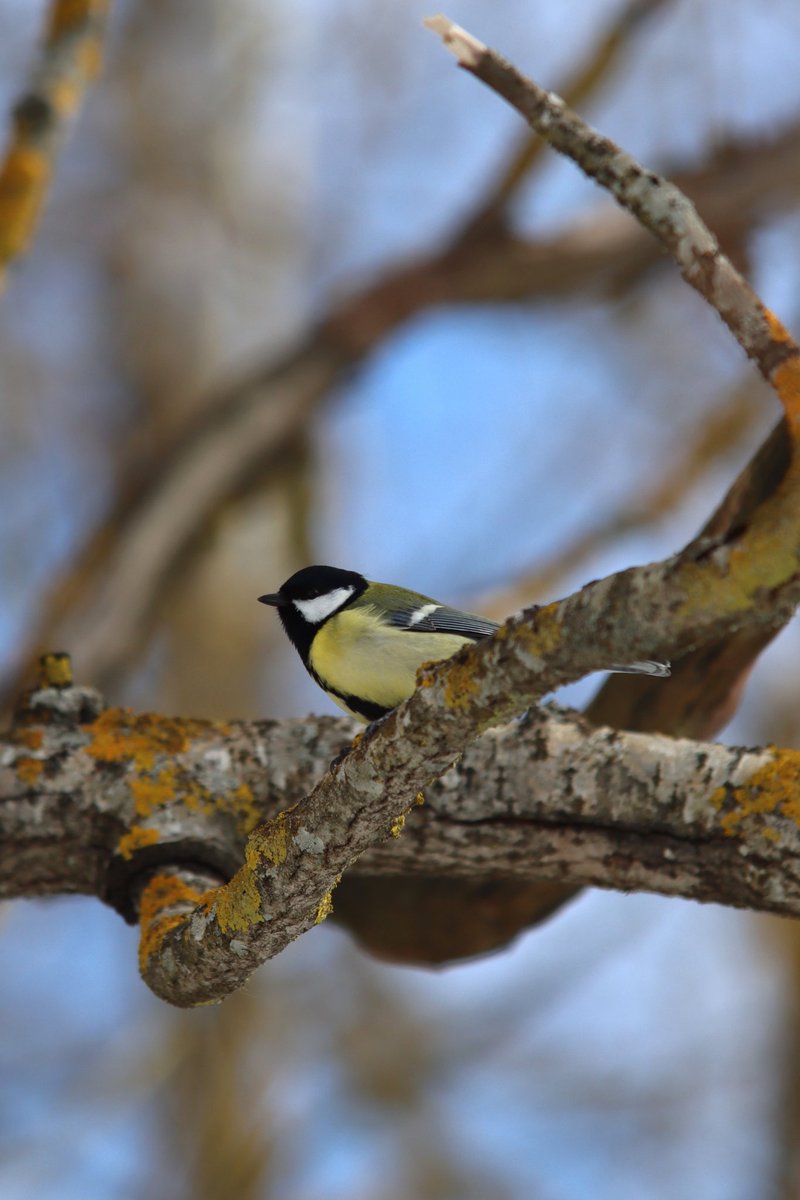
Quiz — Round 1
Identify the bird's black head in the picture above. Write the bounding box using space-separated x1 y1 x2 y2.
258 565 367 660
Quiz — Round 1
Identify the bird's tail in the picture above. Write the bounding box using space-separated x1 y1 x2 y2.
609 660 671 678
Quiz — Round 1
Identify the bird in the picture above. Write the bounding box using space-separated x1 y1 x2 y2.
258 564 670 723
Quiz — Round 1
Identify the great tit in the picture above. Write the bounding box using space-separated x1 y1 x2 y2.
258 565 670 723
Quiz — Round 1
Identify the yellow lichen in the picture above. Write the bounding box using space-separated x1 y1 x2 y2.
712 751 800 838
209 811 295 936
315 890 334 924
211 865 264 936
246 810 293 870
117 826 161 860
442 661 481 712
224 782 262 834
38 652 73 687
390 812 406 838
138 873 206 972
315 874 341 925
520 603 563 656
85 709 161 769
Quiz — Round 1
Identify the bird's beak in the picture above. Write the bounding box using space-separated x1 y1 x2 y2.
258 593 285 607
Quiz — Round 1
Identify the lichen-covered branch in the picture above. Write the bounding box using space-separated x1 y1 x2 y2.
4 662 800 1005
0 0 110 290
425 14 800 414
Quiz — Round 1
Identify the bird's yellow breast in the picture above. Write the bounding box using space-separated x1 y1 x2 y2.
309 605 472 715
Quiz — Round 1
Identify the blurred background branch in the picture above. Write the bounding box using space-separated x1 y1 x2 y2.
0 0 109 290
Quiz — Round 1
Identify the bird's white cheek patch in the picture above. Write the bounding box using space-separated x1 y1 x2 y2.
408 603 440 626
293 586 355 624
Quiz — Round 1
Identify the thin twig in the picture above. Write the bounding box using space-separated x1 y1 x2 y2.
459 0 673 236
425 14 800 417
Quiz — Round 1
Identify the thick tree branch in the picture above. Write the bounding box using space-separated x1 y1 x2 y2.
4 668 800 992
0 0 110 290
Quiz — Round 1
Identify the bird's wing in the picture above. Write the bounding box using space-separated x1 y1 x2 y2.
386 602 499 641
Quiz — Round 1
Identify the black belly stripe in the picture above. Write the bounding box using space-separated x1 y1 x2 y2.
329 692 390 722
306 663 390 722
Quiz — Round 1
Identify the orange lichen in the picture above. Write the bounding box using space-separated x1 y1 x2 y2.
0 1 110 281
773 357 800 435
0 147 49 259
50 79 83 119
14 727 43 750
129 767 179 817
83 709 260 830
117 826 161 861
415 658 441 690
15 757 43 785
764 310 800 425
758 753 800 827
138 873 206 972
84 708 221 770
47 0 108 45
12 728 44 784
712 751 800 838
765 309 799 350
